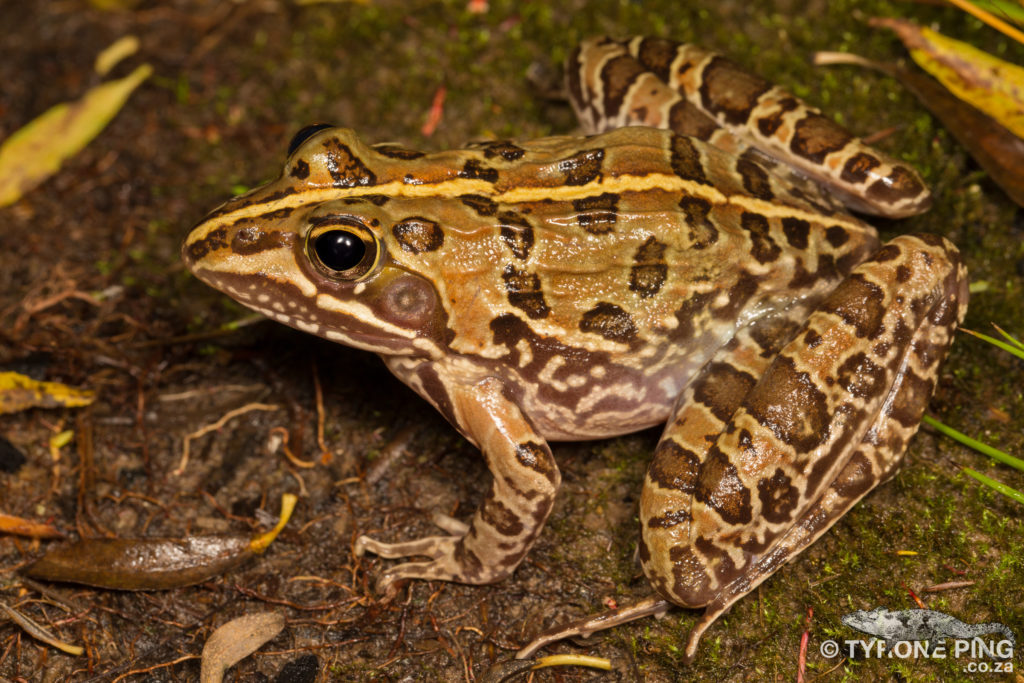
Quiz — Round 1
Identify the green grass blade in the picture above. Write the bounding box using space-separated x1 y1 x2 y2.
960 328 1024 361
991 323 1024 352
962 467 1024 505
969 0 1024 28
922 415 1024 473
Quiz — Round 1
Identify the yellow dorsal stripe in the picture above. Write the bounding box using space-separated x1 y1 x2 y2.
187 173 863 245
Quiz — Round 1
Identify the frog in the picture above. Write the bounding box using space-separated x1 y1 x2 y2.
182 36 968 661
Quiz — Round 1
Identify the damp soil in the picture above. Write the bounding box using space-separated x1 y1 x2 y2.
1 1 1022 681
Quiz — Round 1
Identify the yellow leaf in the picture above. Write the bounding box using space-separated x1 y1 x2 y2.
94 35 140 76
0 63 152 208
0 372 95 415
873 17 1024 139
49 430 75 460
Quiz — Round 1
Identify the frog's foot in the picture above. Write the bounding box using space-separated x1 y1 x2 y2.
355 534 463 597
515 597 672 660
355 512 473 596
356 373 561 598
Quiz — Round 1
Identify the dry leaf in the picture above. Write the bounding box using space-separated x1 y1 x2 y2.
0 513 63 539
872 17 1024 138
0 371 95 415
23 494 296 589
0 63 151 207
23 536 254 590
200 612 285 683
0 602 84 655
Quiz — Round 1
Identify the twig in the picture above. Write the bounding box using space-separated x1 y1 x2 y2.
176 403 279 475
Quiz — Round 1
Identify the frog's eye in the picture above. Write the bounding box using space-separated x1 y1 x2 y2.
308 225 379 280
287 123 334 156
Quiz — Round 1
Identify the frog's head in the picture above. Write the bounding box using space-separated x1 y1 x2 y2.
183 125 452 358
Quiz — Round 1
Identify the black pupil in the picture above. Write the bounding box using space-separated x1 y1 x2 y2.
287 123 334 156
314 230 366 272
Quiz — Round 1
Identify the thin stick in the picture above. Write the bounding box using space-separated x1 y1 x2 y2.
176 403 279 475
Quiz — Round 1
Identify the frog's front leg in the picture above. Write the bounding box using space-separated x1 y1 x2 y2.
641 234 967 660
356 366 560 595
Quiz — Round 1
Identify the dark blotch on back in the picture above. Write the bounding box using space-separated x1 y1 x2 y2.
825 225 849 248
559 149 605 186
392 217 444 254
747 355 830 452
670 135 708 184
736 153 774 200
629 236 668 298
373 144 426 160
579 302 638 343
499 211 534 260
678 195 718 248
459 159 499 183
502 265 550 319
781 216 811 250
460 194 498 216
740 211 780 264
573 192 619 234
789 113 852 163
480 140 527 162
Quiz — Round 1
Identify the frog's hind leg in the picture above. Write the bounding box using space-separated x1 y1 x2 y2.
567 36 931 218
642 234 967 661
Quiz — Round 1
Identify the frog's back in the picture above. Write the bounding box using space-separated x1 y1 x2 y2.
185 125 880 379
380 126 880 360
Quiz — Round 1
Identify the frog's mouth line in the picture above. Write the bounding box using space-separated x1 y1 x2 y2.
189 267 430 356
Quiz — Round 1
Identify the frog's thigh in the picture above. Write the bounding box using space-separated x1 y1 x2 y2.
642 234 966 658
356 376 560 592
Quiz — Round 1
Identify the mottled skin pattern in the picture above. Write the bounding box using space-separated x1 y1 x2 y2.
842 608 1015 646
183 36 968 662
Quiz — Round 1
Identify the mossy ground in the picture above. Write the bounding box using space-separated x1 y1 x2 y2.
0 1 1022 681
